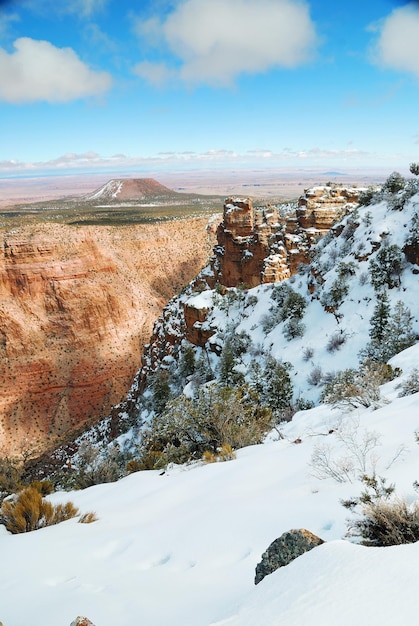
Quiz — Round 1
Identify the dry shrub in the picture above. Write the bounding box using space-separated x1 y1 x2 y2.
203 444 236 464
78 511 98 524
349 497 419 546
0 486 79 534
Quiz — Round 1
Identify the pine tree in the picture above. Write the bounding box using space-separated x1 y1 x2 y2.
369 292 391 345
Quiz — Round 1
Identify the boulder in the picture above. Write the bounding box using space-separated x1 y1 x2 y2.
70 618 96 626
255 528 325 585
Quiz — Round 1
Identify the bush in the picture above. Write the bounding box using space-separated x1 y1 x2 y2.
326 332 347 353
397 369 419 397
320 278 349 311
310 424 381 484
140 383 275 468
0 486 79 534
358 187 376 207
0 457 22 501
283 318 305 340
307 365 323 387
353 498 419 546
320 362 388 410
382 171 405 194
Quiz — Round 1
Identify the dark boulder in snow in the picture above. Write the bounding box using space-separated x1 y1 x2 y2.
255 528 325 584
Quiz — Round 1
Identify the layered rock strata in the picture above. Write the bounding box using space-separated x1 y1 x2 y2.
208 186 361 289
0 219 214 457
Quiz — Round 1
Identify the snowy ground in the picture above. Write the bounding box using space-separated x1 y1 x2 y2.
1 345 419 626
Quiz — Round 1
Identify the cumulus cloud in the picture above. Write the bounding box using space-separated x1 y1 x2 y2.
372 3 419 77
135 0 319 86
0 37 112 103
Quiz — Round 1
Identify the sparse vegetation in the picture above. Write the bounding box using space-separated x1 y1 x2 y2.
343 474 419 546
0 486 79 534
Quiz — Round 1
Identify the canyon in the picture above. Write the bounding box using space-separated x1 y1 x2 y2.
0 180 365 459
0 179 218 457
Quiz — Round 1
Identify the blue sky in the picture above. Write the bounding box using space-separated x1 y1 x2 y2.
0 0 418 177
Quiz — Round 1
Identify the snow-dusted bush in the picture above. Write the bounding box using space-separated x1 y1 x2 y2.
140 384 275 468
310 424 381 484
320 363 385 410
343 475 419 546
326 332 347 353
382 171 406 194
307 365 323 387
283 318 305 340
358 187 376 207
302 346 314 362
320 278 349 311
406 211 419 247
397 369 419 397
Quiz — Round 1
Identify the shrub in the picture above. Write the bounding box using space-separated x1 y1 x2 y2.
0 457 22 501
320 279 349 311
343 475 419 546
397 369 419 397
283 318 305 340
65 441 126 489
0 486 79 534
140 384 275 468
307 365 323 387
302 346 314 361
326 332 347 353
320 363 384 410
78 511 98 524
410 162 419 176
358 187 376 207
310 424 381 484
382 171 405 194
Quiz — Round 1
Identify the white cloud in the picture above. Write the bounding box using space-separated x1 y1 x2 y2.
0 38 112 103
135 0 318 86
133 60 175 87
372 3 419 78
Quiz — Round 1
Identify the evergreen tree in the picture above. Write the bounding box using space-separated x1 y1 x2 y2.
369 292 391 345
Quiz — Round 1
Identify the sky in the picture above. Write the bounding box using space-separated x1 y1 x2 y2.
0 0 419 177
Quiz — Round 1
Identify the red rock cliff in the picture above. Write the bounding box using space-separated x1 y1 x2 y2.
0 219 214 457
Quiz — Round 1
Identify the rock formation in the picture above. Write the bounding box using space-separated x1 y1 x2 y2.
208 186 362 288
254 528 325 585
0 218 215 457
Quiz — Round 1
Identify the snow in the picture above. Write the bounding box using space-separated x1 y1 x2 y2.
1 346 419 625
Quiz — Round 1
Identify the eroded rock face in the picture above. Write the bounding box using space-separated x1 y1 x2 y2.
209 188 363 289
0 219 214 457
254 528 325 585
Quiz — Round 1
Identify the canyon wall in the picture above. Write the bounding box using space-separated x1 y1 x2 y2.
0 219 214 457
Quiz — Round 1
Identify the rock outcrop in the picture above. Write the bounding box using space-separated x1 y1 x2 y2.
209 186 362 289
254 528 325 585
70 618 96 626
0 218 215 457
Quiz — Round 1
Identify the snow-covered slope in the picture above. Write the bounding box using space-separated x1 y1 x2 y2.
1 345 419 625
2 179 419 625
